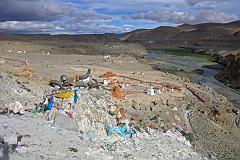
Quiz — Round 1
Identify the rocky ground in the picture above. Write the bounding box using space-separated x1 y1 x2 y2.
0 46 240 160
215 50 240 89
0 41 146 57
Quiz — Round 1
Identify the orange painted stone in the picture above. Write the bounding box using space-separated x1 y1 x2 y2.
102 72 117 78
111 86 124 99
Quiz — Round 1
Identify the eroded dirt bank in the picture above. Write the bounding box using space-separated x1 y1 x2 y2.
215 51 240 89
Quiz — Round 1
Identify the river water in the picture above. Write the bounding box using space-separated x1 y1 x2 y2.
148 50 240 109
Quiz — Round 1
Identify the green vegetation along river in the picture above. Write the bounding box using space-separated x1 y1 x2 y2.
148 50 240 109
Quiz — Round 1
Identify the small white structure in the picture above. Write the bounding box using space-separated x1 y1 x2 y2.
103 55 111 59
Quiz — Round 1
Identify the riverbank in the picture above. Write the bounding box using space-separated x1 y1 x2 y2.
139 49 240 109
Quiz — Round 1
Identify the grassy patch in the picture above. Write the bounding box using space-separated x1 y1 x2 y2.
155 67 192 79
161 48 215 62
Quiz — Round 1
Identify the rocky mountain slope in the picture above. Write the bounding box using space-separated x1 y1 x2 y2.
0 33 120 42
216 51 240 89
121 21 240 50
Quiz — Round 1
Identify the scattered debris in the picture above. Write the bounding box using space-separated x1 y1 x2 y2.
50 68 99 89
54 91 74 99
8 101 25 115
83 131 96 139
0 134 27 157
145 86 156 96
103 55 111 59
164 125 191 147
68 147 78 153
105 122 135 138
16 146 29 155
103 79 109 86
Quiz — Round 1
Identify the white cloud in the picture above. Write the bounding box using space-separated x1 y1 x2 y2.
0 0 115 33
0 20 134 34
185 0 225 6
0 0 238 34
197 10 238 23
0 21 63 32
132 11 196 24
0 0 72 21
132 9 238 24
69 10 111 22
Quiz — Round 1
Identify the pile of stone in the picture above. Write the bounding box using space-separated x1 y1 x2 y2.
0 73 42 114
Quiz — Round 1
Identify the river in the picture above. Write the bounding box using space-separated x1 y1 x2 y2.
148 50 240 109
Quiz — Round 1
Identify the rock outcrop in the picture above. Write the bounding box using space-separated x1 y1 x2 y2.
216 52 240 89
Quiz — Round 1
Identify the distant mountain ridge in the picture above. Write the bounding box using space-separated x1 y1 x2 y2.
0 33 120 42
121 20 240 50
1 20 240 50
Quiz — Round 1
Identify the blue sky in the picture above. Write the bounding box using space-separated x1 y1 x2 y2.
0 0 239 34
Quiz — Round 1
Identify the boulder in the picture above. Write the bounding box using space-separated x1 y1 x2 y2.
54 113 79 132
8 101 25 114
